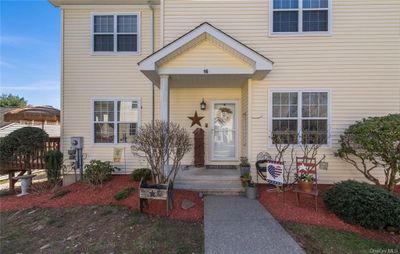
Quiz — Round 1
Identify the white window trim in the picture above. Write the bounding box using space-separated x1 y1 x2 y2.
268 0 332 37
91 12 141 55
267 88 332 147
92 97 142 146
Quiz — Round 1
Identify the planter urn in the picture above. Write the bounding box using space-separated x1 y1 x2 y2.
246 186 257 199
298 180 313 192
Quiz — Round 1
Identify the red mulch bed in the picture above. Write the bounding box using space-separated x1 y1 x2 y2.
0 175 203 222
258 184 400 245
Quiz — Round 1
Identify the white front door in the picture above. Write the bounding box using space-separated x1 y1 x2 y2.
211 101 238 161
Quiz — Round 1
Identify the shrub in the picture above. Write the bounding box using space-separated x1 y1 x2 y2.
84 160 112 186
0 127 48 174
131 168 152 182
44 150 63 186
114 187 135 200
335 114 400 192
323 180 400 231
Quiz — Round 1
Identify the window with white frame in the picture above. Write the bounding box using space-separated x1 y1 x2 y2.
93 99 140 143
270 90 329 144
271 0 330 34
93 14 139 53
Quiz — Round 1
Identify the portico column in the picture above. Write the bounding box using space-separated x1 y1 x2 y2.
160 74 170 176
160 75 170 123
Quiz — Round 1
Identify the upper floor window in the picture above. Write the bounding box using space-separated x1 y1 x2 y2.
271 0 330 35
93 14 139 53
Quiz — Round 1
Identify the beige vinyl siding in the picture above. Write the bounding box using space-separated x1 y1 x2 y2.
160 38 252 69
163 0 400 183
62 5 160 170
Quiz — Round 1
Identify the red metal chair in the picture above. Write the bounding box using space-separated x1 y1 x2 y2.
292 157 319 211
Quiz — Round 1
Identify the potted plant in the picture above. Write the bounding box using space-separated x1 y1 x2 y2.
246 181 257 199
295 170 315 192
239 157 251 175
240 172 251 187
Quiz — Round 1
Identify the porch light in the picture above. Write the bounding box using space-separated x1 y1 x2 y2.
200 98 206 111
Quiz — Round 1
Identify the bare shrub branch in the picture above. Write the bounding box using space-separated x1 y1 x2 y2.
131 121 191 184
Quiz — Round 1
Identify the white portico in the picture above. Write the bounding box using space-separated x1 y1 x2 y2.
138 22 273 125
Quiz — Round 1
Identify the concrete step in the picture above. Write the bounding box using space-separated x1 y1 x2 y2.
175 177 241 183
176 168 241 181
174 181 245 196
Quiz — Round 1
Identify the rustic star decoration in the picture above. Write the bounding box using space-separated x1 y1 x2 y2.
188 111 204 127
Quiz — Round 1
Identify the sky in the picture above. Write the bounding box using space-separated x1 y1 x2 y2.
1 0 60 108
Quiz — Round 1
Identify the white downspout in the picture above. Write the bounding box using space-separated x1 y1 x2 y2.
60 8 64 153
148 1 155 125
247 79 253 164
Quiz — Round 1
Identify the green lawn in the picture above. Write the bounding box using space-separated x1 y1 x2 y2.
283 222 400 254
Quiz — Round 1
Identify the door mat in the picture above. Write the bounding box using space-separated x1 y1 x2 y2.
205 165 237 170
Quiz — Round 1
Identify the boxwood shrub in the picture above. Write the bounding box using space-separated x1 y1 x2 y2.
131 168 152 182
84 160 112 186
323 180 400 231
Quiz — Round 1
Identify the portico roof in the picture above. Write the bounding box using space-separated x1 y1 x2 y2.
138 22 273 84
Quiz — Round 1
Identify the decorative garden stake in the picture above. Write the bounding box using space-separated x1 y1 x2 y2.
193 128 205 167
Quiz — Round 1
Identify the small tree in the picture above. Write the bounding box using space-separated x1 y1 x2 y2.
131 121 191 184
0 127 48 175
336 114 400 192
0 93 27 107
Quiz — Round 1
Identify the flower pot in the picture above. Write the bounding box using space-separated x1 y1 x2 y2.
240 166 250 176
298 181 313 192
246 186 257 199
240 176 250 187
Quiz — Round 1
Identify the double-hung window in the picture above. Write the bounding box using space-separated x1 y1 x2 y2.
271 0 330 34
93 99 140 144
270 90 329 145
93 13 139 53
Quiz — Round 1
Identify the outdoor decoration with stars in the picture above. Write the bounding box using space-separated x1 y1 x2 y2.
188 111 204 127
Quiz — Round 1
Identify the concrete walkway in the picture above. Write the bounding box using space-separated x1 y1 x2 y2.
204 196 305 254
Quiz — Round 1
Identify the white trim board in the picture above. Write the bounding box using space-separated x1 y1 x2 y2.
138 22 273 82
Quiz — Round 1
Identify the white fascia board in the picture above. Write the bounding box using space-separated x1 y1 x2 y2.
158 67 255 75
139 23 273 72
